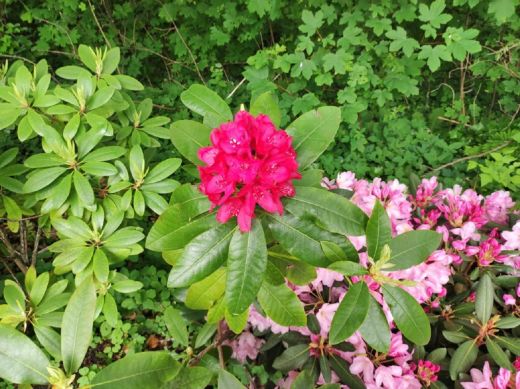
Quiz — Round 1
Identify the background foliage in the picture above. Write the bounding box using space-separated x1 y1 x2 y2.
1 0 519 193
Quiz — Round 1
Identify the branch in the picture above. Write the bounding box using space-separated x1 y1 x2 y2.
171 20 206 86
430 140 512 173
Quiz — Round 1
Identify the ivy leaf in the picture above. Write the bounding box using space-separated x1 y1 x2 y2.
418 0 452 33
443 27 482 61
322 49 353 75
418 45 452 72
365 18 392 37
385 27 420 57
488 0 518 25
299 10 324 35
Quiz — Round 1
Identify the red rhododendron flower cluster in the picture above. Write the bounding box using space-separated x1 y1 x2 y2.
198 111 301 232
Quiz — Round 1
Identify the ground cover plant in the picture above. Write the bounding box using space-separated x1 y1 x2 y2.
0 1 519 388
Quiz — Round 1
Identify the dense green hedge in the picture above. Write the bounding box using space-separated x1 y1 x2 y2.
1 0 519 192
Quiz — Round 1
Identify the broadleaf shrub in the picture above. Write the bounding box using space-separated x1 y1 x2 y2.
0 1 519 387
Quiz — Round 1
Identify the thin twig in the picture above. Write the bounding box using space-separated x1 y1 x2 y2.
87 0 111 48
430 140 512 173
31 226 41 267
217 321 225 368
171 20 206 85
437 116 473 128
0 54 35 65
226 78 246 100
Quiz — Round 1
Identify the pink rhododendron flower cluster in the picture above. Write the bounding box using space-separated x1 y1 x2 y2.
224 171 519 387
461 361 519 389
198 111 300 231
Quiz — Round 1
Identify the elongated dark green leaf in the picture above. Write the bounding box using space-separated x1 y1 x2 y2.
366 201 392 260
486 337 513 370
73 171 94 206
449 339 478 380
0 324 50 385
180 84 232 128
285 186 367 236
272 344 310 371
286 106 341 169
34 325 61 360
267 213 337 267
168 223 236 288
475 273 494 324
170 120 212 165
382 284 431 345
329 354 365 389
329 282 369 345
164 306 189 347
495 336 520 356
359 295 391 353
328 261 368 276
146 207 217 251
23 166 67 193
387 230 442 270
226 219 267 314
257 282 306 327
91 351 181 388
61 278 96 375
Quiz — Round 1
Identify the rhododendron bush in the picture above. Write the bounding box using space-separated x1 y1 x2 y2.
0 49 518 389
147 87 519 388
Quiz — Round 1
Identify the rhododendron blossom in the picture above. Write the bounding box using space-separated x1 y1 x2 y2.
198 111 301 231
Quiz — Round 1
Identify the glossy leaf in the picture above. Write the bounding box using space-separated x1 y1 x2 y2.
449 339 478 380
387 230 442 270
366 200 392 260
257 282 306 327
226 219 267 314
382 284 431 345
475 272 494 324
329 282 370 345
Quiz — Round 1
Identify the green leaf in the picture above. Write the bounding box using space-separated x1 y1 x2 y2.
496 316 520 329
250 92 282 127
55 65 91 80
327 261 367 276
186 268 227 310
382 285 431 345
329 354 365 389
486 337 513 370
488 0 518 24
285 186 368 236
291 370 314 389
112 280 143 294
81 161 118 176
170 184 211 218
226 219 267 314
329 282 370 345
180 84 233 128
495 336 520 355
88 87 115 110
475 273 494 324
170 120 212 165
52 216 91 240
23 167 67 193
78 45 97 72
387 230 442 270
286 106 341 169
146 208 217 252
34 325 61 360
29 272 49 307
385 27 420 57
218 369 246 389
83 146 126 162
168 223 236 288
449 339 478 380
73 171 95 206
61 278 96 375
145 158 182 184
115 75 144 90
102 293 118 327
366 201 392 260
91 351 181 388
0 324 50 385
93 249 109 283
194 323 217 348
225 306 249 334
359 295 391 353
103 47 120 75
267 213 348 267
164 306 189 346
257 282 306 327
166 366 212 389
272 344 310 371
